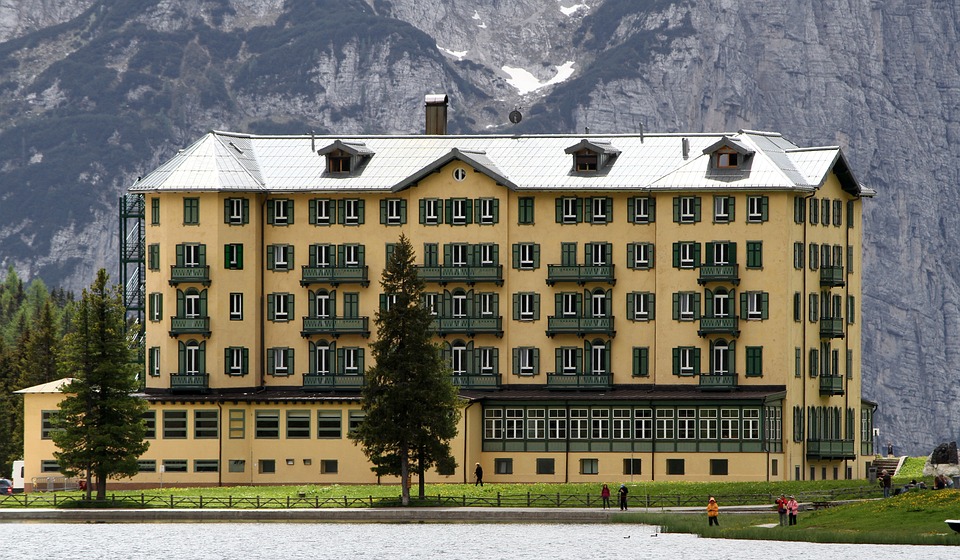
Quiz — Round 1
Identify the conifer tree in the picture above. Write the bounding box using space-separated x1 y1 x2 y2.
351 235 460 505
51 269 147 500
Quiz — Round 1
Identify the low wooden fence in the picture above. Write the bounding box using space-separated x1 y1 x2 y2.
0 485 884 509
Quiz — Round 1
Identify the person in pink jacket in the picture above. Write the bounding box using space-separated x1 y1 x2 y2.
786 495 799 525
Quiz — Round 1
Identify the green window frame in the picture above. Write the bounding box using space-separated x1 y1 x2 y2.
183 197 199 225
148 244 160 270
194 460 219 473
266 347 295 376
672 241 701 269
148 293 163 322
229 409 245 439
740 291 769 320
512 347 540 376
672 346 701 375
138 460 157 472
809 198 819 225
267 293 295 322
266 244 294 271
585 196 613 224
317 411 343 439
809 348 819 377
833 200 842 226
518 197 534 224
627 292 655 322
149 346 160 377
338 199 365 225
794 196 806 223
512 292 540 321
445 198 473 225
793 242 804 269
512 243 540 270
561 242 578 266
627 196 656 224
194 409 219 439
224 198 249 225
627 242 654 270
580 458 599 475
745 346 763 377
822 199 831 226
476 197 500 225
163 460 188 473
224 243 243 270
555 197 583 224
151 197 160 225
380 198 408 226
267 198 294 225
286 410 311 439
175 243 207 267
348 410 365 435
795 348 802 378
163 410 187 439
847 295 856 324
143 411 156 439
746 241 762 268
673 196 701 223
224 346 249 375
632 347 649 377
255 410 280 439
712 195 735 223
41 410 56 439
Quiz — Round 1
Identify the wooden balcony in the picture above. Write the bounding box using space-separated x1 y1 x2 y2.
546 316 615 337
302 373 364 391
300 265 369 287
698 316 739 337
806 438 856 460
819 375 845 396
418 265 503 286
169 265 210 286
301 317 370 338
170 373 209 393
698 264 739 285
169 316 210 337
546 265 615 286
819 265 845 287
546 372 612 390
820 317 844 338
451 374 502 390
699 373 739 391
430 316 503 337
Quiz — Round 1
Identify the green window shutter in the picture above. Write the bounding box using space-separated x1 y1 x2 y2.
512 293 520 320
605 197 613 222
672 347 680 374
308 343 316 373
532 294 540 320
556 198 564 223
627 197 635 224
672 292 679 320
672 197 680 223
693 293 701 319
492 198 500 223
309 199 317 224
491 244 499 265
648 244 655 268
554 348 563 373
554 293 563 315
576 345 584 372
575 198 583 223
649 294 655 320
267 295 276 321
761 292 769 320
336 347 345 374
604 243 612 265
266 200 275 225
692 243 701 267
223 199 230 223
286 200 294 224
809 293 818 322
175 244 185 267
357 200 364 224
648 197 656 222
444 199 453 224
419 199 426 224
176 291 185 316
531 348 540 374
178 341 186 373
584 197 594 222
379 199 387 224
199 290 208 315
809 349 819 377
288 246 294 269
627 293 635 319
266 246 275 270
728 196 736 221
761 196 769 221
511 244 520 269
672 243 679 268
512 348 520 374
267 348 276 374
336 244 346 267
693 348 701 374
693 197 701 222
308 290 316 317
847 295 855 324
400 199 407 224
533 244 540 269
584 243 592 265
357 349 364 372
443 244 452 266
739 292 747 318
704 242 715 265
728 242 737 264
287 348 295 373
237 245 244 269
337 199 345 224
287 294 295 318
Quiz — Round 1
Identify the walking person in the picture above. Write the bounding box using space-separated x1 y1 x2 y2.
776 494 788 526
474 462 483 487
707 496 720 526
786 495 799 525
601 484 611 509
881 469 892 498
617 483 629 511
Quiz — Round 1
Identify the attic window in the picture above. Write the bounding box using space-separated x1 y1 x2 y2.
575 150 598 172
327 149 351 173
717 147 739 169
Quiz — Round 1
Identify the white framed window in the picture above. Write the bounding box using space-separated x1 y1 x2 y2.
228 198 244 224
721 409 740 439
479 198 496 224
451 244 468 267
591 291 606 318
518 347 536 375
452 293 467 317
656 409 674 439
612 409 632 439
315 345 330 374
633 197 650 223
479 347 494 374
713 242 729 265
678 408 696 439
479 293 494 316
518 293 535 321
185 292 200 318
273 294 289 321
343 348 359 374
679 242 695 268
315 199 332 225
747 291 764 320
562 293 577 317
549 409 566 439
273 348 289 374
315 244 332 268
452 199 468 225
451 344 467 375
591 409 609 439
713 290 730 317
479 244 495 265
274 245 291 269
713 342 730 374
484 409 503 439
315 292 331 318
424 199 441 225
561 348 577 374
149 347 161 377
634 409 653 439
633 243 650 268
273 199 289 224
633 293 650 321
679 347 695 374
505 409 524 439
714 196 731 222
591 343 607 375
425 293 439 316
184 244 201 267
679 293 695 320
526 409 545 439
149 292 162 322
344 199 361 225
562 197 578 223
590 243 607 266
519 243 535 269
743 409 760 439
343 244 360 267
227 347 244 375
569 409 588 439
386 199 403 225
679 196 697 223
747 196 764 222
591 197 607 223
185 343 200 374
699 409 718 440
229 293 243 320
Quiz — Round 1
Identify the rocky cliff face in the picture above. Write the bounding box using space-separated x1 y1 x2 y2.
0 0 956 453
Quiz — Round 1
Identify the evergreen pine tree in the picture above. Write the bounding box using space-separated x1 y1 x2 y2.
350 235 460 505
51 269 147 500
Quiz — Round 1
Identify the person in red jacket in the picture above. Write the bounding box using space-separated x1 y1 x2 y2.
600 484 611 509
775 494 788 526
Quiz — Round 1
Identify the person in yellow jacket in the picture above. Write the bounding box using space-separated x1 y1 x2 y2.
707 496 720 526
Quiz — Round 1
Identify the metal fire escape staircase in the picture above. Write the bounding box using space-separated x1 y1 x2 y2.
118 194 145 384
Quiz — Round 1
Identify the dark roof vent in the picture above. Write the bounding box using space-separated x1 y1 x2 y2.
425 94 448 135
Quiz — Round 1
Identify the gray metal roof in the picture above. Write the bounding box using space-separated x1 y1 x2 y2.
130 130 870 196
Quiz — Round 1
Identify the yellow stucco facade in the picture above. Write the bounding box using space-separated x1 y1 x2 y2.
19 126 876 490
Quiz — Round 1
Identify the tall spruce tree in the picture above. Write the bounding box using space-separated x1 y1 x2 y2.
351 235 460 505
51 269 147 500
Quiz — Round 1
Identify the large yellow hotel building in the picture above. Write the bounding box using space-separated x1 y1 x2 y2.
20 98 876 488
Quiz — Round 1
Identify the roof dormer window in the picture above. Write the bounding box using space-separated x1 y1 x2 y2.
327 149 351 173
564 139 620 174
575 150 598 172
717 147 739 168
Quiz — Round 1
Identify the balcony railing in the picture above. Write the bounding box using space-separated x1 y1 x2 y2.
820 317 844 338
546 316 615 337
417 265 503 286
819 375 844 396
698 264 739 285
546 372 612 389
546 265 615 286
302 373 364 391
430 316 503 337
451 374 502 390
169 316 210 337
301 317 370 338
169 265 210 285
698 316 739 336
806 438 856 460
699 373 739 390
300 265 369 287
170 373 209 393
820 266 845 287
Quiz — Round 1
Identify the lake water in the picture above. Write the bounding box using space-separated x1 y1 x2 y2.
5 523 953 559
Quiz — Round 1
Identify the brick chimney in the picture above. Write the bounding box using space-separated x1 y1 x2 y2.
425 94 448 135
